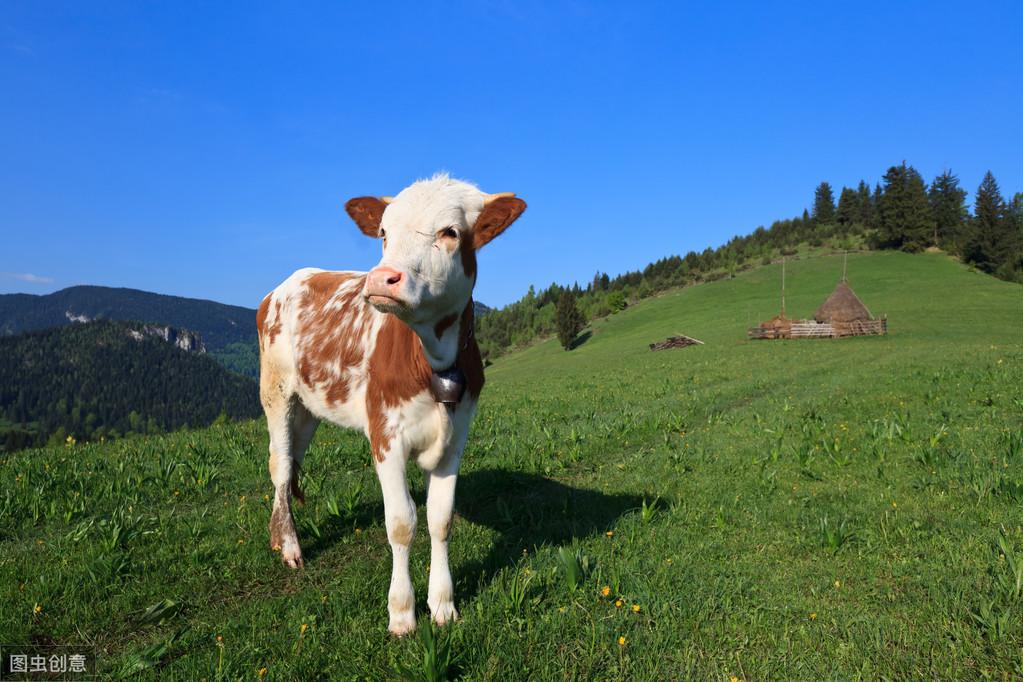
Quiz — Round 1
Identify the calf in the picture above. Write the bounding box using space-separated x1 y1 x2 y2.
256 174 526 635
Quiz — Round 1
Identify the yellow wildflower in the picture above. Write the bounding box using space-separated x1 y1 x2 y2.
258 668 267 679
617 636 626 646
631 604 641 613
615 598 624 608
605 530 614 538
33 603 42 615
601 586 611 597
809 612 817 621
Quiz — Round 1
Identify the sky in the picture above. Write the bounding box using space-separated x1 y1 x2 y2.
2 1 1021 309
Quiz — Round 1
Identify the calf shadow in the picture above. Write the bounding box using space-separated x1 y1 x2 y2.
451 469 644 601
301 468 645 602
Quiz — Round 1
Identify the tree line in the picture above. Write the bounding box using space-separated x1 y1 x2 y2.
477 163 1021 356
0 320 261 452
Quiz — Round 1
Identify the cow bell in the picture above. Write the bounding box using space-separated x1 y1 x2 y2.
430 367 467 407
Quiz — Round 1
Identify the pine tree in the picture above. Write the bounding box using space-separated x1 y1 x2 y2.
836 187 859 230
965 171 1009 273
856 180 874 228
812 182 836 225
876 162 934 252
927 170 968 251
555 290 586 350
1012 193 1023 225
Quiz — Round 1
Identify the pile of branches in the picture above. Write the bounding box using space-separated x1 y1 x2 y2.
649 335 704 351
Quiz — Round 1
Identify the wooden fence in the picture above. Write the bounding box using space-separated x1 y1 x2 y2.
748 318 886 340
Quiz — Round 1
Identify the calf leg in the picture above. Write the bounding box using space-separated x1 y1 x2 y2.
425 451 462 625
375 448 418 636
267 401 318 569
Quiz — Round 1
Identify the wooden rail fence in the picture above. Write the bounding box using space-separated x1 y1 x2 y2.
748 318 886 340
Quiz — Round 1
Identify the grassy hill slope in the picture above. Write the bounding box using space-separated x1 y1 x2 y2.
2 251 1022 679
491 250 1019 376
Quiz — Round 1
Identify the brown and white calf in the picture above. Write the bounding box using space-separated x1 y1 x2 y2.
256 174 525 635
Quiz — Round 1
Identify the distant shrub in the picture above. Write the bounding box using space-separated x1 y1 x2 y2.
606 291 627 313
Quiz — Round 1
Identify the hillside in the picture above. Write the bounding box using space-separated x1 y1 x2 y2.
0 285 260 375
490 250 1022 375
2 252 1022 678
0 320 261 451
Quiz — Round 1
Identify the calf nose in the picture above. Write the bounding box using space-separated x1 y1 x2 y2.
366 266 404 295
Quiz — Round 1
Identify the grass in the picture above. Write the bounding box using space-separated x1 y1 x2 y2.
2 250 1023 679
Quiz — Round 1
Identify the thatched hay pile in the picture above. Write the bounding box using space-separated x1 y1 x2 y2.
814 280 873 323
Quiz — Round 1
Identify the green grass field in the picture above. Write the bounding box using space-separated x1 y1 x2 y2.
3 251 1022 679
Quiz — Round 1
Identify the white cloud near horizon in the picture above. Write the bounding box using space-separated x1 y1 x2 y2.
3 272 54 284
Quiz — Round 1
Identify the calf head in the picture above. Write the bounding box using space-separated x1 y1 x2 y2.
345 174 526 329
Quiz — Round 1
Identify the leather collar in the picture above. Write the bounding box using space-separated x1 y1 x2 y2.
429 302 473 408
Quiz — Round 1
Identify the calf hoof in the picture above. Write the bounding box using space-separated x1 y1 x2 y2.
271 538 304 569
430 601 459 626
388 612 417 637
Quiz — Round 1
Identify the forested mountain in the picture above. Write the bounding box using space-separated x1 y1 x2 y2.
0 320 261 452
0 285 256 347
0 285 261 376
477 162 1022 359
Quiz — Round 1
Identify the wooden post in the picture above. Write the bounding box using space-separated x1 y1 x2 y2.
781 257 786 317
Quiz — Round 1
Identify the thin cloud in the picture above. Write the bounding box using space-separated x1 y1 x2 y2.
3 272 54 284
6 43 34 55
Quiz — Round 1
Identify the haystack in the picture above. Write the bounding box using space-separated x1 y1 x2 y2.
813 280 873 323
747 313 792 339
759 313 792 331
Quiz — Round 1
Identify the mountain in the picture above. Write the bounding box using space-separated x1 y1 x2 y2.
0 285 260 376
473 300 492 317
0 285 257 348
0 320 261 452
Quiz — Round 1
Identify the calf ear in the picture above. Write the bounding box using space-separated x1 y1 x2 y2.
473 195 527 249
345 197 390 238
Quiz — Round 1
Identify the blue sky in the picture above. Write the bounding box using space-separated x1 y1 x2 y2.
2 2 1021 308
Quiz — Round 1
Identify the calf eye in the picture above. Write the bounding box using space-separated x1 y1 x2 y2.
439 227 459 240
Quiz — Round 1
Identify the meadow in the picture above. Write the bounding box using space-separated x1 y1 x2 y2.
2 251 1022 679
